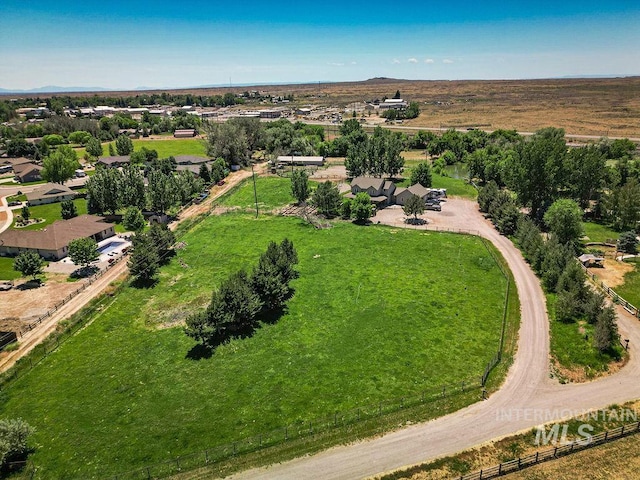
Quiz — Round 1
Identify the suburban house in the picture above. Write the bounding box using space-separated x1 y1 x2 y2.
276 156 325 167
176 164 206 176
174 156 210 165
13 163 43 183
0 215 115 260
174 129 196 138
394 184 433 205
26 183 76 206
97 156 131 168
347 176 396 205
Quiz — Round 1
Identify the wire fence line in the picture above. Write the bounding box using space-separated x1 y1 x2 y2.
104 376 485 480
455 421 640 480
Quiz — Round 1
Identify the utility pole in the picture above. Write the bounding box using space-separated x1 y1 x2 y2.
251 163 259 218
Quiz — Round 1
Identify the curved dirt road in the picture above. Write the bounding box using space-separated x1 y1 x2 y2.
230 199 640 480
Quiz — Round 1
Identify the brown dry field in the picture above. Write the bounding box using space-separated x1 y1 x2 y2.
501 435 640 480
28 77 640 138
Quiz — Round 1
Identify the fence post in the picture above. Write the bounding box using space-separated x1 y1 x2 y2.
205 449 209 463
334 412 338 426
285 426 288 440
357 408 361 421
535 451 539 462
146 467 151 479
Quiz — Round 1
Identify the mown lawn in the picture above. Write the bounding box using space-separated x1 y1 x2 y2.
582 222 620 244
14 199 88 230
1 214 507 479
219 176 295 210
76 138 207 160
396 173 477 199
0 257 21 281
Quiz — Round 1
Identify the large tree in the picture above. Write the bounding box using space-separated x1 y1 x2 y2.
543 199 584 249
85 137 103 159
594 306 619 353
403 194 425 222
351 192 373 223
147 168 176 213
566 146 606 208
605 178 640 231
290 169 310 205
311 181 342 217
41 145 79 184
203 121 250 167
505 127 567 221
68 237 99 268
122 206 146 233
0 418 34 469
115 134 134 155
60 199 78 220
410 162 432 187
617 231 638 255
120 164 146 210
13 251 44 281
128 232 160 282
86 168 122 214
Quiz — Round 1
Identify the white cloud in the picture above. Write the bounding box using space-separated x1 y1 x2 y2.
351 61 357 65
392 58 401 64
443 59 454 64
408 58 418 64
425 58 435 64
328 62 345 67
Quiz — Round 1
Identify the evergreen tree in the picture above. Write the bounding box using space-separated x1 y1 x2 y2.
594 306 619 353
60 199 78 219
128 232 160 282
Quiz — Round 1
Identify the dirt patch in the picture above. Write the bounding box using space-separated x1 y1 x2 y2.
0 274 85 326
588 258 634 289
0 211 6 222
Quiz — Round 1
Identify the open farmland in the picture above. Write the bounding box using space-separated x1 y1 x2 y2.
45 77 640 138
1 206 509 478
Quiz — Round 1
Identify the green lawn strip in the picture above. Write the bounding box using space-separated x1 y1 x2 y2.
615 258 640 308
582 222 620 244
13 199 87 230
547 293 624 380
395 173 477 199
131 139 208 158
218 176 295 210
1 214 507 479
0 257 21 281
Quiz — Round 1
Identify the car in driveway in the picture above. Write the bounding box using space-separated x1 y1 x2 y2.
425 201 441 211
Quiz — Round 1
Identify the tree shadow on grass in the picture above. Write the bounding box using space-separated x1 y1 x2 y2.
130 277 159 289
186 343 214 360
185 304 291 360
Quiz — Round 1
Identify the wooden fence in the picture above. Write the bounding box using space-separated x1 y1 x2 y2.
456 421 640 480
579 262 640 318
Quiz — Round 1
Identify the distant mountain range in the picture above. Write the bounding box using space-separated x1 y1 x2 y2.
0 75 636 95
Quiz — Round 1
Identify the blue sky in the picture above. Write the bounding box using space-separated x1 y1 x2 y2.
1 1 639 90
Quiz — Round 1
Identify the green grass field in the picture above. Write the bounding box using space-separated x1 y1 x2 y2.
0 257 21 281
616 258 640 308
219 176 295 210
14 199 88 230
582 222 620 244
1 212 507 479
79 138 208 160
547 293 623 380
396 173 477 199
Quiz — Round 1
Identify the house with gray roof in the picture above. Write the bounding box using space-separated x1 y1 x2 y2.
97 156 131 168
26 183 75 206
13 163 43 183
0 215 115 260
348 176 396 205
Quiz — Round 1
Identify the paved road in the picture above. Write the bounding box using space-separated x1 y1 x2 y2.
229 199 640 480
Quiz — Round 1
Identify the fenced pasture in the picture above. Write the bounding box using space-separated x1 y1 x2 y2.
0 212 511 479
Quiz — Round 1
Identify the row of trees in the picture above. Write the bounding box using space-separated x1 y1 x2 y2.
344 126 404 178
86 163 204 215
480 182 620 353
185 240 298 348
128 224 176 283
515 218 618 352
470 128 639 229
